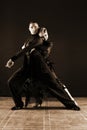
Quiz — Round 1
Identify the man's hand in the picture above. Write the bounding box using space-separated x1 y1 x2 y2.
5 59 14 68
22 44 26 50
22 43 29 50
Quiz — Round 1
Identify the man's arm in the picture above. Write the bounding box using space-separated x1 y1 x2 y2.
5 37 43 68
11 37 43 61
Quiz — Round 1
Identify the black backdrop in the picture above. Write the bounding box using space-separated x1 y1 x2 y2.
0 0 87 96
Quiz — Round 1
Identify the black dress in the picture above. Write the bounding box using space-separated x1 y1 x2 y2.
24 40 80 110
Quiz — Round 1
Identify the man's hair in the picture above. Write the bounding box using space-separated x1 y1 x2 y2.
29 22 39 28
28 22 40 35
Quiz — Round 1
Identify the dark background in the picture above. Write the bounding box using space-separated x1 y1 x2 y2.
0 0 87 96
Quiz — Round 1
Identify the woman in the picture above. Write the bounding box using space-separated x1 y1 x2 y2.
24 26 80 110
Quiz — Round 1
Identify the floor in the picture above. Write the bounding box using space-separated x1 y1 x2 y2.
0 97 87 130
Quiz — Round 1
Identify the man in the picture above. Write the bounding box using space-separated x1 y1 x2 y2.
6 22 43 110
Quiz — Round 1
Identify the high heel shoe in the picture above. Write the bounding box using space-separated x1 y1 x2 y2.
33 98 42 108
25 96 30 108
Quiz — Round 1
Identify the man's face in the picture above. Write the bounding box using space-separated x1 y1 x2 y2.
29 23 39 35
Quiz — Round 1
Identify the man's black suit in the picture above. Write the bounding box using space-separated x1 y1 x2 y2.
8 35 43 108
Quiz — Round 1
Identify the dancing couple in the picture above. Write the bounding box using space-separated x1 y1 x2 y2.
6 22 80 111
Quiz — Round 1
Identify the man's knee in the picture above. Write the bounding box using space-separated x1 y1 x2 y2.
8 77 14 89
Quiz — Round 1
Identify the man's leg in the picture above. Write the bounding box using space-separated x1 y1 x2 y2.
42 73 80 111
29 51 80 110
8 68 27 110
50 85 80 110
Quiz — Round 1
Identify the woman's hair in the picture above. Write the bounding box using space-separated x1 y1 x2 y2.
39 27 48 41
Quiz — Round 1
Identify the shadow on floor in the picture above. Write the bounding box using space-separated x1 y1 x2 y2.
23 106 66 110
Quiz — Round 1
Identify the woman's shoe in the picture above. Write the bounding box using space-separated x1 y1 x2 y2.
33 98 42 108
25 96 30 108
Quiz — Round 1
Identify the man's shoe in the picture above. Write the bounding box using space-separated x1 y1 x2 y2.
66 105 80 111
11 106 23 110
11 102 24 110
71 106 80 111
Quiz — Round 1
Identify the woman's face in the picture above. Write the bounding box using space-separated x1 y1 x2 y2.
39 28 48 41
29 23 39 35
